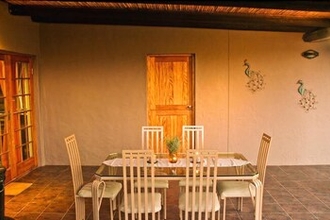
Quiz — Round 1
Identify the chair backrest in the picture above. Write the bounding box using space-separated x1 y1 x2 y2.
184 149 218 219
122 149 158 219
64 134 84 195
256 133 272 184
182 125 204 151
142 126 164 153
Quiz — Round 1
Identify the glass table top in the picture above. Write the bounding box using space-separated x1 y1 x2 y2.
95 152 258 179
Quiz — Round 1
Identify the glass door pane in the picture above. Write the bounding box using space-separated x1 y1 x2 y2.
0 59 9 166
13 60 34 163
0 56 11 181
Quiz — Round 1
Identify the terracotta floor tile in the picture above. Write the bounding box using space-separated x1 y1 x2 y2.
4 165 330 219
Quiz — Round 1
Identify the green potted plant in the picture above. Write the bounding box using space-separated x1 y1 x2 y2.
165 136 180 163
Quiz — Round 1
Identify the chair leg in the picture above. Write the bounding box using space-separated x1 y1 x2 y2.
75 197 86 220
109 199 114 220
236 197 244 211
163 188 167 219
222 198 226 220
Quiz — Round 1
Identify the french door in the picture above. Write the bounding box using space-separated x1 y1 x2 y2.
0 52 37 183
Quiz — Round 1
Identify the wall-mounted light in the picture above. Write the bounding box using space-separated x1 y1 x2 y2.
301 49 319 59
303 27 330 42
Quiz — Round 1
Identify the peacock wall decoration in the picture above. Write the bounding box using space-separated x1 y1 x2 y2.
243 59 265 92
296 80 317 112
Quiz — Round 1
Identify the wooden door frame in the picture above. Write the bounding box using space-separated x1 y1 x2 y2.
0 50 38 183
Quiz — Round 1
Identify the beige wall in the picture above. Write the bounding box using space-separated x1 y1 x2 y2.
2 1 330 166
0 2 39 54
39 24 230 165
39 23 330 166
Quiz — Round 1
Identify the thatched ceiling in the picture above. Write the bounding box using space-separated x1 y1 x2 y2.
3 1 330 33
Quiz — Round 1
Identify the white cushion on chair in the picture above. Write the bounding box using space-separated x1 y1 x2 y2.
217 181 255 199
152 180 169 188
78 181 122 198
179 179 212 187
135 179 169 188
119 192 162 213
179 192 220 212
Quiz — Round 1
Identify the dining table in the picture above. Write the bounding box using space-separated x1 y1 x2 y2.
92 152 263 220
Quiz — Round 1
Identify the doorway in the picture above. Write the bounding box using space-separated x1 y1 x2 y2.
0 52 37 183
146 54 195 153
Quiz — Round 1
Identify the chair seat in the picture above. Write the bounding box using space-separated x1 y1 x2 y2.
217 181 255 199
179 179 213 187
119 192 162 213
179 192 220 212
134 179 169 188
78 181 122 198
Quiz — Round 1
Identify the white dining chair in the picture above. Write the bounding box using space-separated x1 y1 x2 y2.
142 126 165 153
217 133 272 220
180 125 205 190
179 149 220 220
140 126 169 219
65 134 122 220
119 149 162 220
182 125 204 151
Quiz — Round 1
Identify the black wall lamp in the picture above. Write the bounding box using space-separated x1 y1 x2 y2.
303 27 330 42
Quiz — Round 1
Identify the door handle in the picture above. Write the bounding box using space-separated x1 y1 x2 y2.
187 105 192 109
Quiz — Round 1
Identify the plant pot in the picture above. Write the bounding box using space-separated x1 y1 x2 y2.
168 153 178 163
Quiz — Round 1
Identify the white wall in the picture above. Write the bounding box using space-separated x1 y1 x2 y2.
1 1 330 166
39 24 330 166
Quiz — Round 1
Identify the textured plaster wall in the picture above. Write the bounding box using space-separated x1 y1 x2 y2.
228 31 330 165
39 24 330 166
0 2 39 54
39 24 229 165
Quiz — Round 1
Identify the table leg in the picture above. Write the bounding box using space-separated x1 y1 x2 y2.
251 179 263 220
92 179 106 220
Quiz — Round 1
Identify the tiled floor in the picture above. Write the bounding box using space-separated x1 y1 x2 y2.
4 165 330 219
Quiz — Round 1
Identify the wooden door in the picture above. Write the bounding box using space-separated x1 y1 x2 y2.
0 53 37 183
147 54 195 153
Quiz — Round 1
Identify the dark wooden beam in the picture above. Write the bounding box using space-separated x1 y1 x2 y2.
5 1 330 33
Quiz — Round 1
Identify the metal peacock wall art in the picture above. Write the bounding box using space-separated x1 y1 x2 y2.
243 59 265 92
296 80 317 112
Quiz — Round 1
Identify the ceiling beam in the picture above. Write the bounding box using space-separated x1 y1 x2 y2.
4 1 330 11
4 1 330 33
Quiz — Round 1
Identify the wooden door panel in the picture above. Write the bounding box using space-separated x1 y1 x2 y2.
147 54 194 152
